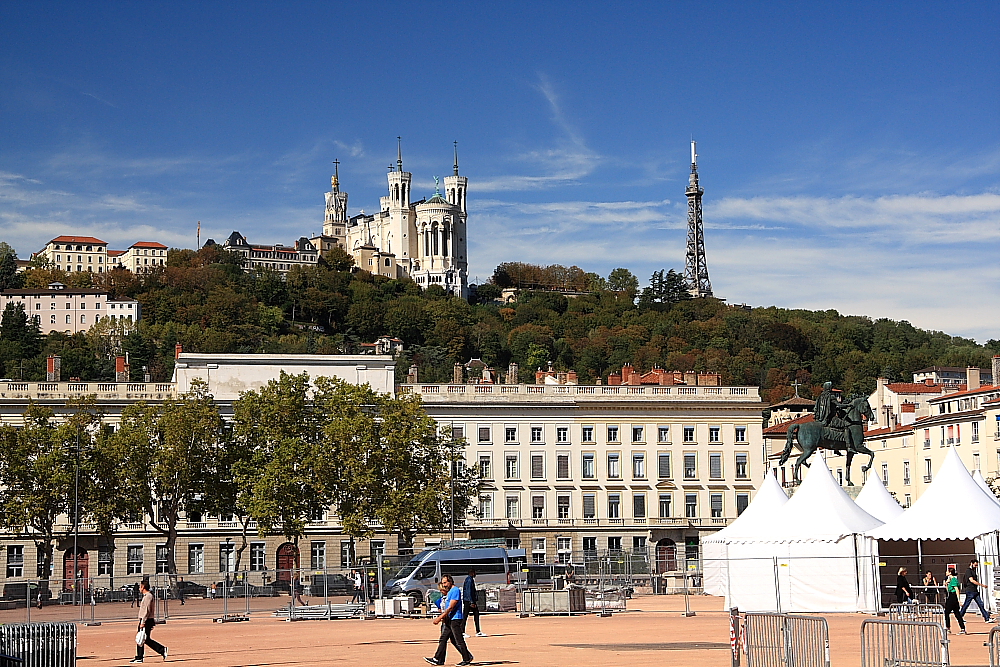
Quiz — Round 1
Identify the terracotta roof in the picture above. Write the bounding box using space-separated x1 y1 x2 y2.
49 235 107 245
927 384 1000 403
130 241 167 249
864 424 914 437
885 383 947 394
108 250 126 257
763 413 815 435
769 395 815 409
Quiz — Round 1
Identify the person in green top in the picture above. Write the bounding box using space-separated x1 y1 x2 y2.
944 567 967 634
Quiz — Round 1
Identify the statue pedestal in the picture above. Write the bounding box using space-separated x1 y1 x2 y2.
843 485 861 499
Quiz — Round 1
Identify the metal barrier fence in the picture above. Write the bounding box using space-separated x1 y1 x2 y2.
0 623 75 667
742 612 830 667
989 625 1000 667
860 619 949 667
889 603 946 626
584 587 627 613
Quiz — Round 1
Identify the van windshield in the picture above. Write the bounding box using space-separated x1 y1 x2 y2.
393 555 426 580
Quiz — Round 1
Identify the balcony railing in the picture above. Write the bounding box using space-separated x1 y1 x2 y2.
400 383 760 401
0 381 176 400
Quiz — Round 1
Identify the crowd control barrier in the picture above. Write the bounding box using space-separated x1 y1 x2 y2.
860 619 949 667
742 612 830 667
0 623 76 667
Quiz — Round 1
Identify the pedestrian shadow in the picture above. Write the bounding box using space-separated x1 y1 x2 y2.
468 661 518 665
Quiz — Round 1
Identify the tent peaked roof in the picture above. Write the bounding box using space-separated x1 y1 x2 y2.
704 473 788 543
855 473 904 522
869 446 1000 541
972 469 1000 507
728 455 882 543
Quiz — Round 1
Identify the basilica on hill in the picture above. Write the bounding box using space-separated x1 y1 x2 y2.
315 140 469 298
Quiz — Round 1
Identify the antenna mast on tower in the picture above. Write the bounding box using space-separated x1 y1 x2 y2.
684 141 713 298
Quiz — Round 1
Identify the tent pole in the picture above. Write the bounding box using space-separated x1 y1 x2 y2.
773 556 780 613
917 539 923 577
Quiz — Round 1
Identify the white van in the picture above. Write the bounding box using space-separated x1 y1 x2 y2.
383 547 515 603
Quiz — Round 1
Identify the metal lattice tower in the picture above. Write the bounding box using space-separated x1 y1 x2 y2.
684 140 713 298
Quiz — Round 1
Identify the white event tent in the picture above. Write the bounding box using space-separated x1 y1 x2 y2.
705 456 883 612
854 473 904 523
868 447 1000 612
703 473 789 598
973 469 1000 507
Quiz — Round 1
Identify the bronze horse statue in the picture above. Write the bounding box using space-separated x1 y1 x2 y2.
778 395 875 486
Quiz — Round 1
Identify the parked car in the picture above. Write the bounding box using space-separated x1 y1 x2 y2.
2 581 52 602
152 581 208 599
216 583 277 598
308 573 352 597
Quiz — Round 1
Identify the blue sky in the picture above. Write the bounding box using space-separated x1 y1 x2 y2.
1 2 998 340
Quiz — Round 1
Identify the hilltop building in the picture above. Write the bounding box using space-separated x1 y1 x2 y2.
0 282 140 334
341 141 469 297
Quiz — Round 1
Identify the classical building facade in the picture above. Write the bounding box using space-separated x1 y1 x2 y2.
114 241 168 274
0 282 140 335
401 381 765 565
40 236 109 273
342 143 469 297
221 232 320 276
0 355 765 589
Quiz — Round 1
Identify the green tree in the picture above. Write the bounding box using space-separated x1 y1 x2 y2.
312 378 479 551
0 401 101 582
113 380 226 580
230 372 327 544
0 251 23 290
607 267 639 301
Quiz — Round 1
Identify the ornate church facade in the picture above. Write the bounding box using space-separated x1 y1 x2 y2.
325 142 469 298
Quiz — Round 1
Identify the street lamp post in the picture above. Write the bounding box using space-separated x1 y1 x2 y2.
73 423 80 608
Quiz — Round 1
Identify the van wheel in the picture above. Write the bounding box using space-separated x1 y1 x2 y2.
408 591 423 607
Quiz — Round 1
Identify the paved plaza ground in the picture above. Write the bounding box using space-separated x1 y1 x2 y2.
6 594 994 666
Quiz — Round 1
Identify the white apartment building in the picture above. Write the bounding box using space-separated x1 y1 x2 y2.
403 382 765 565
40 236 109 273
0 282 140 335
115 241 168 273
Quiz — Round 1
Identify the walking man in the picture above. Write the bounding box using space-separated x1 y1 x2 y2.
425 575 473 666
131 579 167 663
463 569 487 637
959 559 992 622
350 570 363 604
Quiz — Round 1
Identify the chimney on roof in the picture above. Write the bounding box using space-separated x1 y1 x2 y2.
993 356 1000 388
900 402 916 426
967 366 981 391
924 378 934 386
407 364 418 385
507 362 519 385
115 355 130 383
453 363 464 385
46 355 60 382
175 343 183 359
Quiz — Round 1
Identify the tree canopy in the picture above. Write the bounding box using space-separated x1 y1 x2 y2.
0 241 992 401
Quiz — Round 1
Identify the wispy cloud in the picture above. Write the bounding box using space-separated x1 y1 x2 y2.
474 74 601 192
81 91 117 108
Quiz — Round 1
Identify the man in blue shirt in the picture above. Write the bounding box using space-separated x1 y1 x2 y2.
425 575 474 666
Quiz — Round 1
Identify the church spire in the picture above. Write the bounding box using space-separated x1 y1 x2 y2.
397 136 403 172
453 141 459 176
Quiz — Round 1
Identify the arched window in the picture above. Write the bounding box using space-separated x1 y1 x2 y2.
402 183 407 204
432 222 439 255
441 224 449 256
424 228 430 256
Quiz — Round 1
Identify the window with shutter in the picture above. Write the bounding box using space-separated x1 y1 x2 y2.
557 455 570 479
531 495 545 519
582 494 596 518
710 453 722 479
658 453 671 478
531 454 544 479
633 494 646 518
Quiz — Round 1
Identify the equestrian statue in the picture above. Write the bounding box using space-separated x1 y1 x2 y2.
778 382 876 486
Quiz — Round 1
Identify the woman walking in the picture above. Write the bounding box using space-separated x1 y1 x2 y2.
944 567 967 635
895 567 913 604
